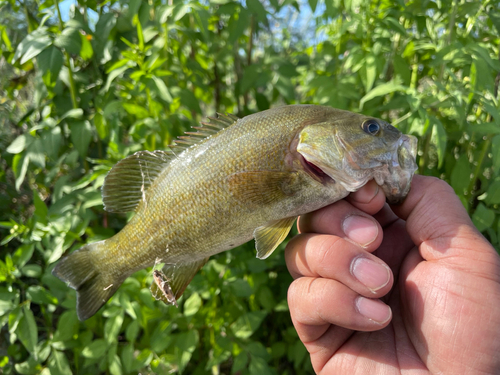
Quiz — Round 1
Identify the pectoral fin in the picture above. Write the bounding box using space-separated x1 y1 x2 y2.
254 217 297 259
150 257 209 306
227 171 299 207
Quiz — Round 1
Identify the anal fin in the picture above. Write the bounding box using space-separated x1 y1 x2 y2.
254 217 297 259
150 257 209 306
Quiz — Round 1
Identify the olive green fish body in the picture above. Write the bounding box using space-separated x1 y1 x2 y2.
53 105 417 320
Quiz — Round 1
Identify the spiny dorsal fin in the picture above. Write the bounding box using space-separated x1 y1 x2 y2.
102 150 173 213
171 112 239 152
102 113 238 213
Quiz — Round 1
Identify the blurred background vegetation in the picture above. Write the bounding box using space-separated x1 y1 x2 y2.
1 0 499 373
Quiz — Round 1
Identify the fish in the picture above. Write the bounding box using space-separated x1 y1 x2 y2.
52 105 418 320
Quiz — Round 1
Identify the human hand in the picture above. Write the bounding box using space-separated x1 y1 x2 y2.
286 175 500 374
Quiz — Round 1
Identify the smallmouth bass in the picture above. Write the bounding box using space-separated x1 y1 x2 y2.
53 105 418 320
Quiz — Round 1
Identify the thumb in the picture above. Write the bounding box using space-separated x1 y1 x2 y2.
390 175 494 263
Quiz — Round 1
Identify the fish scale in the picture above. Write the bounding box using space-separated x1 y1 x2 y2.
52 105 418 320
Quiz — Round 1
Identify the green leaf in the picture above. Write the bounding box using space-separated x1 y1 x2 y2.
176 330 199 352
492 135 500 175
122 103 150 118
104 312 124 343
6 135 27 154
363 54 377 92
485 181 500 205
60 108 84 121
183 292 202 316
26 286 58 305
393 55 411 85
431 117 447 168
175 331 198 373
247 0 268 22
228 279 253 298
450 154 471 195
232 352 248 373
13 244 34 268
33 191 48 222
80 33 94 60
14 28 52 64
489 10 500 35
179 89 201 114
54 311 79 342
241 64 262 93
249 355 273 374
48 350 72 375
230 311 267 339
17 307 38 354
360 82 407 108
82 339 108 359
152 76 172 102
308 0 318 12
93 112 107 140
472 203 495 232
69 121 93 158
0 25 12 51
41 127 62 160
172 3 190 21
54 27 82 55
109 354 123 375
13 153 29 191
37 46 64 81
103 64 132 92
26 138 45 168
21 264 42 278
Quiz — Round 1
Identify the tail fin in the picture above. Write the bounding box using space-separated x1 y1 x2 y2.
52 241 121 321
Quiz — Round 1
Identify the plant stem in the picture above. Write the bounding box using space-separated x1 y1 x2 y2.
466 135 491 202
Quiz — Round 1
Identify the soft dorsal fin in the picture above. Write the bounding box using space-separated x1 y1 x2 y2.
170 112 238 153
102 150 174 213
102 113 239 213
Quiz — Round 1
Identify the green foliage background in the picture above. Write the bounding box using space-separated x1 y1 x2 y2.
1 0 499 373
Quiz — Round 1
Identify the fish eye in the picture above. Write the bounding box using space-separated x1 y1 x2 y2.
362 120 380 136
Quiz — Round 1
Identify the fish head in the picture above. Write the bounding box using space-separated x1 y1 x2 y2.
296 113 418 203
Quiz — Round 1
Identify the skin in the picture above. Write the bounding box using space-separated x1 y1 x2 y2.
285 175 500 374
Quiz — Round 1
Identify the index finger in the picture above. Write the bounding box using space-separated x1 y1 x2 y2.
390 175 494 262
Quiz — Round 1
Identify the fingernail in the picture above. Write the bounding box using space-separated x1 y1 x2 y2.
356 297 392 324
351 181 379 204
342 215 378 246
351 257 390 292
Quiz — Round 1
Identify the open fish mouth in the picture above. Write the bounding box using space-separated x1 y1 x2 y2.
298 154 335 184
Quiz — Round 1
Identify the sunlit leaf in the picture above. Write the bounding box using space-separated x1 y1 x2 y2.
14 28 52 64
183 292 202 316
360 82 407 108
17 307 37 354
6 135 27 154
230 311 267 339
